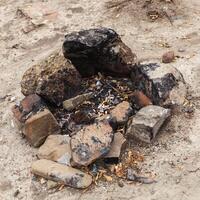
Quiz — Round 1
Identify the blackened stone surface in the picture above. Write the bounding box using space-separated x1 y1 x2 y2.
126 105 171 143
63 28 137 77
21 52 81 106
132 61 187 106
71 120 114 166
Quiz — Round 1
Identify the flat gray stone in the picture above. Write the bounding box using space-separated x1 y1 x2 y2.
126 105 171 143
38 135 71 166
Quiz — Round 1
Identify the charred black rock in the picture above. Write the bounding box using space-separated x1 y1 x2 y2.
132 61 187 106
63 27 137 77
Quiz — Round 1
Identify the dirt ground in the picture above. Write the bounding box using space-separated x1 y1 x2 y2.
1 0 200 199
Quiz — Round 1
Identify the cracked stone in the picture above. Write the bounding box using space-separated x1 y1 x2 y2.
71 120 114 166
31 159 93 189
38 135 71 165
126 105 171 143
21 51 81 106
132 61 187 106
63 27 137 77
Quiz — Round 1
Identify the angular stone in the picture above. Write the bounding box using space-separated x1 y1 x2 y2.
38 135 71 165
12 94 45 123
133 61 187 106
126 105 171 143
110 101 132 125
63 92 93 111
162 51 175 63
21 51 81 106
63 27 137 77
31 159 93 189
71 120 114 166
24 109 60 147
104 132 126 158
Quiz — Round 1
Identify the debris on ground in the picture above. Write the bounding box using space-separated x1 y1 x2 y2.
11 27 188 190
126 105 171 143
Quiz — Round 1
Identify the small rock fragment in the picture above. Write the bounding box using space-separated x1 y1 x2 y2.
126 105 171 143
63 27 137 77
104 132 126 159
24 109 60 147
126 168 156 184
129 91 152 109
21 52 81 106
47 180 59 190
31 159 93 189
110 101 132 125
63 92 93 111
162 51 175 63
133 61 187 106
71 120 114 166
38 135 71 165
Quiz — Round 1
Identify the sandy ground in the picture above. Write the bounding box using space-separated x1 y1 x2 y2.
1 0 200 199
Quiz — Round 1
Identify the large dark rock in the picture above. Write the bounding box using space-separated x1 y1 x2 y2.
21 52 81 106
63 28 137 77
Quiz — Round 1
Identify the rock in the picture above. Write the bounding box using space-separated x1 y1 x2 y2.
133 61 187 106
126 168 156 184
21 51 81 106
63 92 93 111
38 135 71 165
24 109 60 147
71 120 114 166
47 180 58 190
162 51 175 63
63 27 137 77
12 94 45 124
126 105 171 143
104 132 126 158
31 159 93 189
129 91 152 109
110 101 132 125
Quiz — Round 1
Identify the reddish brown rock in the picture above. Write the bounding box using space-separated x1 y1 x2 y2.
38 135 71 165
130 91 152 109
31 159 93 189
21 51 81 106
12 94 45 123
110 101 132 125
71 120 114 166
24 109 60 147
162 51 175 63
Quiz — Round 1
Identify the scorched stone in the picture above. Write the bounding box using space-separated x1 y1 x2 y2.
63 27 137 77
71 120 114 166
21 51 81 106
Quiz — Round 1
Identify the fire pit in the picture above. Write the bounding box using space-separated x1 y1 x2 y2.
12 28 187 189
